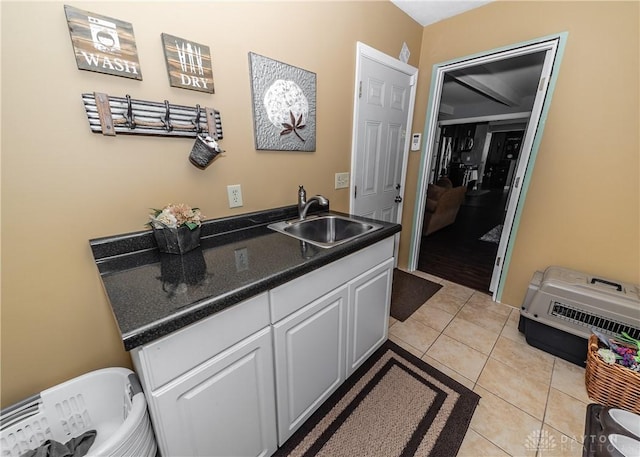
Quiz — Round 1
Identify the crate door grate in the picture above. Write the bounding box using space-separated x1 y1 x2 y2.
550 301 640 339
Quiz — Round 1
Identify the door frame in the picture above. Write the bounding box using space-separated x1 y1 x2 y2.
408 33 568 301
349 42 419 226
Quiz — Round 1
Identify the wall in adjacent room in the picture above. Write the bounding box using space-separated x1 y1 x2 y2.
398 1 639 305
0 1 423 407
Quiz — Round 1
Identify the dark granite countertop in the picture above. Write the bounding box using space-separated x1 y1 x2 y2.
90 205 401 350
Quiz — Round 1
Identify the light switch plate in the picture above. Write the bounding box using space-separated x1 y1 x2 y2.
335 172 350 189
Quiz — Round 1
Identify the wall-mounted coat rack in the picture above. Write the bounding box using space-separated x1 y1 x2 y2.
82 92 223 139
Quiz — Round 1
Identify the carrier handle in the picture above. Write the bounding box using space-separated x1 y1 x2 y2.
590 277 622 292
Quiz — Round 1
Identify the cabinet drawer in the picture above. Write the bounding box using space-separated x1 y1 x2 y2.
132 293 270 391
270 237 393 323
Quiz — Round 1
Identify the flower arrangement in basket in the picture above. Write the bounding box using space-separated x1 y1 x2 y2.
148 203 204 254
585 331 640 414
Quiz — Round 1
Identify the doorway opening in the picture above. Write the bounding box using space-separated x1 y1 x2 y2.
418 121 526 292
409 34 567 300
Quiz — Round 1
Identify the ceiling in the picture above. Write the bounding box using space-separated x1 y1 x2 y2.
390 0 494 27
439 51 546 119
389 0 545 120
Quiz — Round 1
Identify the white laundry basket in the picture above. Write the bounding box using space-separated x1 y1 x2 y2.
0 368 156 457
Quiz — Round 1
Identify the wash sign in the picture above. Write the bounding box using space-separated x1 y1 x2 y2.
161 34 214 94
64 5 142 80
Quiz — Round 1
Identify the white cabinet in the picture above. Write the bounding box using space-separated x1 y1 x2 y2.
272 285 348 445
346 257 394 377
131 293 277 457
269 237 394 445
152 328 276 457
132 237 395 456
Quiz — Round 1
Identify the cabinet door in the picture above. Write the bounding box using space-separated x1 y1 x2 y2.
152 327 277 457
273 285 348 445
346 258 394 377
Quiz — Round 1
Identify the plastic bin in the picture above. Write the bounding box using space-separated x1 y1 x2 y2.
0 368 156 457
519 266 640 366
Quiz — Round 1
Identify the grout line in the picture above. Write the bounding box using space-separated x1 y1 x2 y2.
470 305 513 390
469 386 545 457
540 357 555 425
396 277 587 455
447 292 519 455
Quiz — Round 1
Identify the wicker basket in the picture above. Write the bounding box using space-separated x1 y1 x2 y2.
585 334 640 414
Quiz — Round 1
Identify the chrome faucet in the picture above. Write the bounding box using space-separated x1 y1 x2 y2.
297 185 328 220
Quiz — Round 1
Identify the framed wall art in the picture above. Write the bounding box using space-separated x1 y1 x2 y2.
248 52 316 151
64 5 142 80
161 33 214 94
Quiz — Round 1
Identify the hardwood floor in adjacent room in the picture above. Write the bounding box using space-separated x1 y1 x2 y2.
417 190 508 293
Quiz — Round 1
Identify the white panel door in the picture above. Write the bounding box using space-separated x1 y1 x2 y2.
352 54 414 222
346 258 394 376
153 327 277 457
273 285 348 445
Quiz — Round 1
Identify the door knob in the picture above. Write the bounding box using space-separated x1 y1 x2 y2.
394 196 403 203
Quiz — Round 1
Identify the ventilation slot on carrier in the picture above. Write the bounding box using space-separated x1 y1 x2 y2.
550 301 640 339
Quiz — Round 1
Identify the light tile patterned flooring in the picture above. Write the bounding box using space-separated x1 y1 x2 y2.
389 270 591 457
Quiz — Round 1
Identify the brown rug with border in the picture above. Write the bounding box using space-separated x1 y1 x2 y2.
273 340 480 457
391 269 442 321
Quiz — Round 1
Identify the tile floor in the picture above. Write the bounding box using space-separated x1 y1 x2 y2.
389 270 592 457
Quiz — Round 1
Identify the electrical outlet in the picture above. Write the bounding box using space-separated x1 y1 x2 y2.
234 247 248 272
335 172 350 189
227 184 243 208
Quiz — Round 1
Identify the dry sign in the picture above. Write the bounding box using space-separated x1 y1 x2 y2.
161 34 214 94
64 5 142 80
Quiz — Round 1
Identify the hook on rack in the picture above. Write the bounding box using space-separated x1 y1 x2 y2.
192 104 202 134
162 100 173 132
125 95 136 129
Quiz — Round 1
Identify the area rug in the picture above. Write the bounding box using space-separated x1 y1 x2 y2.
391 269 442 321
273 340 480 457
479 224 503 244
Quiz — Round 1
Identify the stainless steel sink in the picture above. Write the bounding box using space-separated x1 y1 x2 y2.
268 215 383 248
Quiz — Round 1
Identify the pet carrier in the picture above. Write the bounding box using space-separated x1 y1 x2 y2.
518 266 640 366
